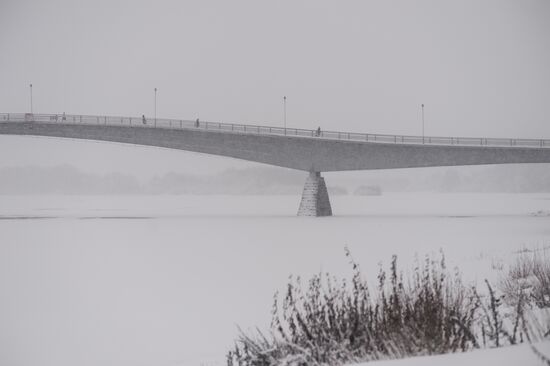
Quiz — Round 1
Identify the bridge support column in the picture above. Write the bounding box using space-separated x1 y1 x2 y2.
297 171 332 217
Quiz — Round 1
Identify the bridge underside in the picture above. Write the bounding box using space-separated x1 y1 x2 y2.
2 121 550 216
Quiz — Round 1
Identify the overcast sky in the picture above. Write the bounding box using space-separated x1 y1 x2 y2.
1 0 549 177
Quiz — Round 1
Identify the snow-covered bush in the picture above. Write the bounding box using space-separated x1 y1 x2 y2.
227 250 548 366
499 249 550 309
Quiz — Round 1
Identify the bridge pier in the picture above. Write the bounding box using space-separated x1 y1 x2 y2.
297 171 332 217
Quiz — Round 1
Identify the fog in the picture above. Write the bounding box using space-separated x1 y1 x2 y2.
2 1 550 136
2 163 550 195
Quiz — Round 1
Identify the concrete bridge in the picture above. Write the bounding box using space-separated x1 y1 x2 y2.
2 112 550 216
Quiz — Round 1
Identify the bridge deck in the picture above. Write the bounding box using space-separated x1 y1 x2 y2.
3 112 549 215
2 112 550 172
2 112 549 149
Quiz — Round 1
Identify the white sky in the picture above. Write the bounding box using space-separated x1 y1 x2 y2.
1 0 549 177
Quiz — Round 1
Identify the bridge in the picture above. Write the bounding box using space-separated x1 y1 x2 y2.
2 112 550 216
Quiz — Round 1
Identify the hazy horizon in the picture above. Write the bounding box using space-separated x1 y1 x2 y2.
2 162 550 195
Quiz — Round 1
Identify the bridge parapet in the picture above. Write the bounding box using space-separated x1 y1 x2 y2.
2 112 549 149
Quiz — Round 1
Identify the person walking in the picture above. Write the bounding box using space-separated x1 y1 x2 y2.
316 126 321 137
195 118 200 128
142 114 147 125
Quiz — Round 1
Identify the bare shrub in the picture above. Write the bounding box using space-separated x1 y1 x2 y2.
228 251 472 365
499 249 550 308
227 250 547 366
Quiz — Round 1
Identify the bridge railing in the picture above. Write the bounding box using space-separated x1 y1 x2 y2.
1 112 549 149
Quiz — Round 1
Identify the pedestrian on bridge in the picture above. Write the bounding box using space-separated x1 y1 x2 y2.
142 115 146 125
316 126 321 137
195 118 200 128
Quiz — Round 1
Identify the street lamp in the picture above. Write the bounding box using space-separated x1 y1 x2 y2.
29 83 33 114
283 96 287 135
422 104 430 143
154 87 157 127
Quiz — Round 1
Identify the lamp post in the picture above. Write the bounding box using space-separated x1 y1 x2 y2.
283 96 287 135
154 87 157 127
29 83 33 114
421 104 425 144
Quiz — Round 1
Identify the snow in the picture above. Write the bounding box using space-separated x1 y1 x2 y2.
355 341 550 366
0 193 549 366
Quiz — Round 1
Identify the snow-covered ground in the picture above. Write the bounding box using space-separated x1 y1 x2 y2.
360 341 550 366
0 193 549 366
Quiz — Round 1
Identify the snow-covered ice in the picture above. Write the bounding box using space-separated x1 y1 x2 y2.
0 193 549 366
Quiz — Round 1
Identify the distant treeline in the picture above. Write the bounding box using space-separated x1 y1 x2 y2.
1 164 550 195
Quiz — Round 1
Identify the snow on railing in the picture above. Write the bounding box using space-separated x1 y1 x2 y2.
1 112 549 148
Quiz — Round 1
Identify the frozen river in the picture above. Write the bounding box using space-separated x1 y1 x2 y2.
1 193 549 366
